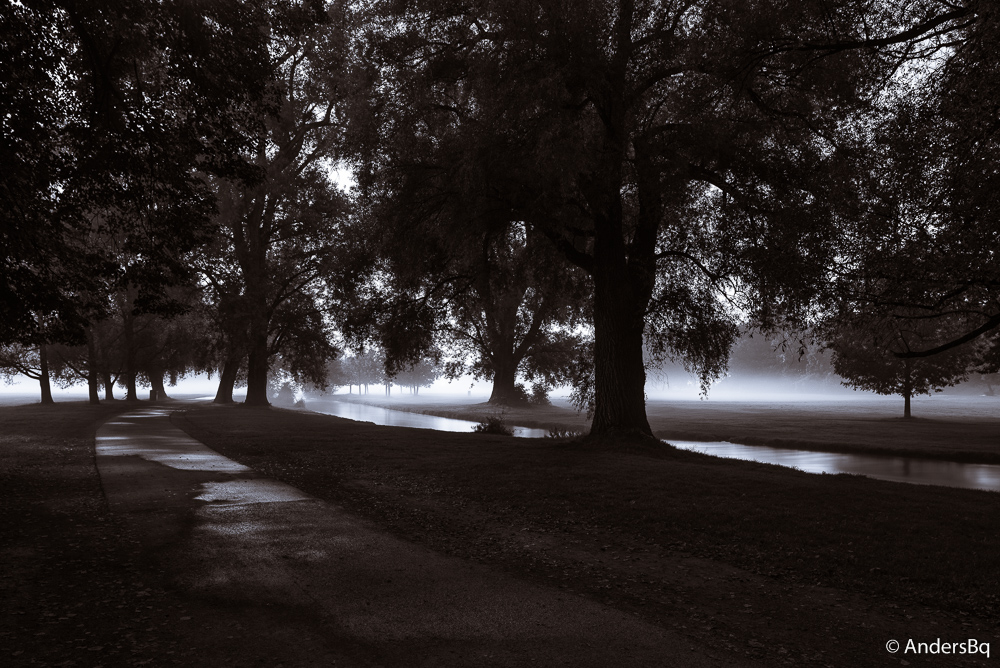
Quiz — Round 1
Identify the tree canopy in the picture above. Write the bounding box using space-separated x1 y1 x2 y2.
4 0 994 435
349 0 976 437
826 1 999 363
1 0 275 346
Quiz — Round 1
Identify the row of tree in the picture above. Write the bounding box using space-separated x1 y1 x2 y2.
2 1 998 436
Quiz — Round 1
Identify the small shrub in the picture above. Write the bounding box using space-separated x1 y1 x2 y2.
512 383 531 404
473 412 514 436
529 383 551 406
271 382 297 407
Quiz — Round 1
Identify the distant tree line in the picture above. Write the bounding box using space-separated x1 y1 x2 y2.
326 351 439 396
2 1 997 433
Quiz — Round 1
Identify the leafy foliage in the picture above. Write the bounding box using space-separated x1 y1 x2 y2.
827 315 982 415
355 0 972 434
1 0 275 346
827 3 1000 360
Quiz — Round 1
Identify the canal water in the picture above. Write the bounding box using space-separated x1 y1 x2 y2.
668 440 1000 492
309 401 1000 491
309 399 549 438
307 399 1000 492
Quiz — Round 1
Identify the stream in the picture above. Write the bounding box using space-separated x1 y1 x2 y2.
308 399 1000 492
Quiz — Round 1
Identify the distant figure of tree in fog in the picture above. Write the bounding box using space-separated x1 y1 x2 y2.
828 321 981 418
393 359 440 396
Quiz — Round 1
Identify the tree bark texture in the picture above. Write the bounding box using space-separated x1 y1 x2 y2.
103 371 115 401
585 119 656 438
902 360 913 419
86 329 100 404
244 328 270 406
214 355 241 404
488 352 519 404
149 368 169 399
589 267 653 437
123 310 138 401
38 345 54 405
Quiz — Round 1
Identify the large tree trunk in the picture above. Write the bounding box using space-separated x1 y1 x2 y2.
86 329 100 404
586 133 655 439
214 355 241 404
488 351 520 404
902 360 913 419
103 371 115 401
589 270 652 437
123 310 138 401
244 329 270 406
38 345 54 405
149 368 169 400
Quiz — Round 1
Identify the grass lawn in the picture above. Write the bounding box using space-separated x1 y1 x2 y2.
176 404 999 667
0 401 184 667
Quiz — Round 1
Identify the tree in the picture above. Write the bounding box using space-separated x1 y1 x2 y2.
1 0 275 349
338 350 384 394
393 358 440 395
269 291 341 394
357 0 969 439
0 344 55 404
439 226 590 404
830 3 999 362
828 318 981 418
361 211 591 404
200 2 353 406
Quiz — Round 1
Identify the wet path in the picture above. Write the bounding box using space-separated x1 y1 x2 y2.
95 406 743 667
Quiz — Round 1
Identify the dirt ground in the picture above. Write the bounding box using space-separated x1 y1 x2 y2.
3 398 999 667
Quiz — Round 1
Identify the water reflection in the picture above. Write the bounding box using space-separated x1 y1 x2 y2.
309 400 549 438
669 441 1000 492
195 479 311 505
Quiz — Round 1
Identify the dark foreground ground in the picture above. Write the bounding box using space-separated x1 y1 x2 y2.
3 399 999 667
1 402 379 668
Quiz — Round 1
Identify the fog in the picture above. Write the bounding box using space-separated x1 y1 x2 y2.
3 363 991 407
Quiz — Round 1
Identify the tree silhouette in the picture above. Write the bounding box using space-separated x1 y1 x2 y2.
199 3 354 405
1 0 274 348
357 0 970 438
828 318 981 418
831 3 1000 361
